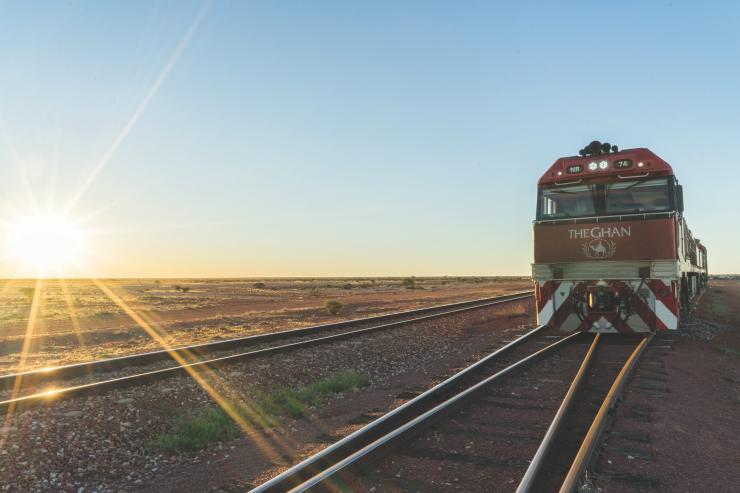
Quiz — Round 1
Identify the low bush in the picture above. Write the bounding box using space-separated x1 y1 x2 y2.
325 300 343 315
260 370 368 419
401 277 416 289
149 371 370 453
149 407 240 454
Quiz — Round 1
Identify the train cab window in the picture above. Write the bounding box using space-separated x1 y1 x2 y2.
539 184 597 218
605 178 671 214
538 177 672 219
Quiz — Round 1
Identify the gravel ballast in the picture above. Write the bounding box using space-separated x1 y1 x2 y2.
0 299 535 492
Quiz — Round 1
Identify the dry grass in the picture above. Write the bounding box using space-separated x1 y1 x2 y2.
149 370 368 454
497 302 528 318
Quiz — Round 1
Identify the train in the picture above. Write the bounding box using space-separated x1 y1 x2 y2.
532 141 708 333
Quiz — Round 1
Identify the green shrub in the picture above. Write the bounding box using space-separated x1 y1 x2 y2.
401 277 416 289
325 300 343 315
150 407 240 454
260 370 368 419
150 370 371 454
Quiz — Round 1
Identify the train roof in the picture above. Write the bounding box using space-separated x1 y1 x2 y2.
538 147 674 186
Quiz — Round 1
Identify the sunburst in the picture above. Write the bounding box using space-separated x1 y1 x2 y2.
0 0 293 461
4 212 88 276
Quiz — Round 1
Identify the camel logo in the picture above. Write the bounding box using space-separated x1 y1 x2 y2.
582 239 617 259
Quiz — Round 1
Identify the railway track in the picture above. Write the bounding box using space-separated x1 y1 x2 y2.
516 333 651 492
250 330 650 493
0 291 532 413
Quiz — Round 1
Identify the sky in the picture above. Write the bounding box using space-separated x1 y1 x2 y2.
0 0 738 278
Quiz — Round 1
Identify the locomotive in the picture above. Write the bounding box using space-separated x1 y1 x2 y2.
532 142 708 332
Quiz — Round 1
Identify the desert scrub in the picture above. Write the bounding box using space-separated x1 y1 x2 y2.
150 371 369 453
19 287 35 300
149 406 241 454
259 370 369 419
401 277 416 289
325 300 343 315
253 282 266 289
709 289 731 322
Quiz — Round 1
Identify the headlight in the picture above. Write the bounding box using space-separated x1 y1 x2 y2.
598 160 608 169
588 161 598 171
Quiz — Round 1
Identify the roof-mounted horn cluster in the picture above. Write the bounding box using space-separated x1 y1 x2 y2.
579 140 618 157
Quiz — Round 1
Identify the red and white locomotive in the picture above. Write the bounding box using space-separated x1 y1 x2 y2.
532 142 708 333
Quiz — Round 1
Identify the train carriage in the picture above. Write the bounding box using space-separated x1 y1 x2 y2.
532 142 708 333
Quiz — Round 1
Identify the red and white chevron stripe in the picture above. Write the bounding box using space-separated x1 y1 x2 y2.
536 279 679 333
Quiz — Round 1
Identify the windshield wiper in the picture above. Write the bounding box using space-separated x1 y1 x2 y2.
547 190 577 195
622 177 660 189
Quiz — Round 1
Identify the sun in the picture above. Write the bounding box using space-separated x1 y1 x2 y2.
5 213 88 275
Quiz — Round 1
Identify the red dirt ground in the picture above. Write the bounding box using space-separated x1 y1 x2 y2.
0 278 530 372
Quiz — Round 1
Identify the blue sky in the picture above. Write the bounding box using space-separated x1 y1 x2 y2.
0 1 738 277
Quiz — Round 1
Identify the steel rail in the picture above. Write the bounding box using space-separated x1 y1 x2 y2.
0 293 533 413
0 291 533 391
251 330 582 493
515 333 602 493
559 334 652 493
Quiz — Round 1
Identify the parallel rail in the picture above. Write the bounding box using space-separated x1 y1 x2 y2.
516 333 652 493
250 327 580 493
559 335 651 492
0 291 532 413
251 330 650 493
